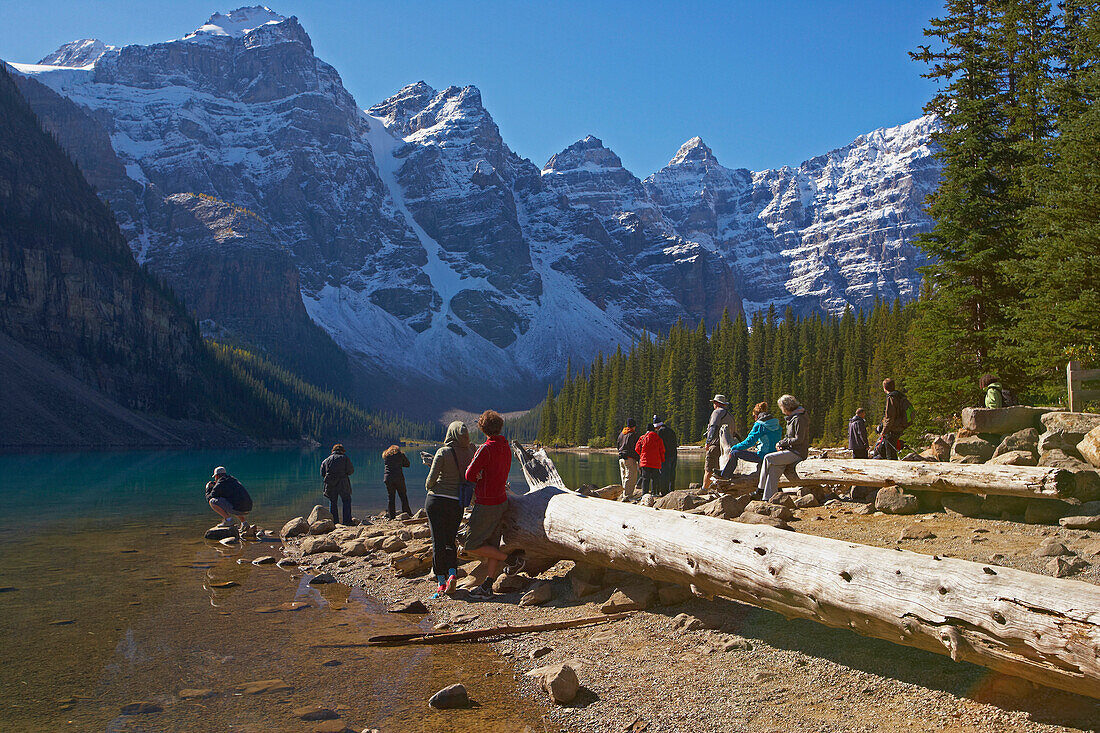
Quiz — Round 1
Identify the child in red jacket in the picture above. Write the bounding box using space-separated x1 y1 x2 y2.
636 424 666 496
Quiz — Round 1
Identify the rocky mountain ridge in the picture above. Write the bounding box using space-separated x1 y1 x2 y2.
8 8 939 412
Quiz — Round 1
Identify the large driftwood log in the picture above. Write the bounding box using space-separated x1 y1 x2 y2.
503 487 1100 699
778 458 1074 499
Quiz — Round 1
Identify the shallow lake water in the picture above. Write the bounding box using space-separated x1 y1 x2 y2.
0 447 702 731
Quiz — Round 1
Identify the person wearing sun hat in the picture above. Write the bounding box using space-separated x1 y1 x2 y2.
703 394 739 490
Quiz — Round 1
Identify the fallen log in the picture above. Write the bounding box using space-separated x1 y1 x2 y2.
503 487 1100 699
778 458 1074 499
349 612 633 647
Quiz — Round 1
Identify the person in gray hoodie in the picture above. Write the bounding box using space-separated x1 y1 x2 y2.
757 394 809 501
424 421 476 597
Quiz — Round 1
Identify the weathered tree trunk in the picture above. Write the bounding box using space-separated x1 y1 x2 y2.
503 487 1100 699
776 458 1074 499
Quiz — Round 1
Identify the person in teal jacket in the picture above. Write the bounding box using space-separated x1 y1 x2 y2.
723 402 782 479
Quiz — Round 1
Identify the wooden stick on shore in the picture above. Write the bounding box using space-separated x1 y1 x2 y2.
311 612 633 648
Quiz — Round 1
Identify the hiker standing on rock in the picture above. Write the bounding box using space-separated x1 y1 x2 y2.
382 445 412 519
320 443 355 526
848 407 869 459
874 378 911 460
464 410 525 599
425 421 475 597
703 394 739 490
616 418 641 500
655 416 679 493
636 424 666 496
757 395 809 501
206 466 253 534
725 402 782 479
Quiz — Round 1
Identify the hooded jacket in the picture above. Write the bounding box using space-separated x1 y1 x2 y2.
426 421 475 499
984 382 1004 408
636 430 666 469
616 427 640 461
656 424 678 460
731 414 782 457
776 407 810 459
882 390 909 434
848 414 869 453
320 451 354 497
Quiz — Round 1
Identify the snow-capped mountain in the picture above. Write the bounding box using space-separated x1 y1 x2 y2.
7 7 939 412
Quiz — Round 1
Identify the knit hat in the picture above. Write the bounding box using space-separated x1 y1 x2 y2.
652 415 665 429
332 443 345 453
626 418 636 428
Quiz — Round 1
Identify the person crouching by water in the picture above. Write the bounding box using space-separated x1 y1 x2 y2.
321 443 355 526
757 395 809 501
206 466 253 533
636 423 666 496
425 421 475 597
382 445 412 520
464 410 525 599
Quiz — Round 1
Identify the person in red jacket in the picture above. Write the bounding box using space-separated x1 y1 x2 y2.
463 410 525 599
636 423 666 496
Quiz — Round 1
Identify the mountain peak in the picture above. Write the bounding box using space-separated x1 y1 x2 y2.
543 135 623 173
669 136 717 166
182 6 288 41
37 39 117 68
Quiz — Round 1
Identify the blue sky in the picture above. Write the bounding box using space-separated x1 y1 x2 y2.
1 1 943 175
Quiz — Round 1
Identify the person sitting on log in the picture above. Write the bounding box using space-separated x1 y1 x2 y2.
206 466 253 534
757 395 809 501
636 423 666 496
724 402 782 479
464 410 525 599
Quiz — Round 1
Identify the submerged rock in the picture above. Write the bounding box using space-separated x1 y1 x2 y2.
294 705 339 721
389 599 428 614
204 525 238 541
120 701 162 714
235 679 293 695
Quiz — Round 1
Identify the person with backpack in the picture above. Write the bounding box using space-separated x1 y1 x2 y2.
616 418 641 500
655 416 679 493
725 402 782 478
424 421 475 597
848 408 869 459
757 395 809 501
636 424 666 496
703 394 740 490
320 443 355 525
980 374 1004 408
875 378 911 460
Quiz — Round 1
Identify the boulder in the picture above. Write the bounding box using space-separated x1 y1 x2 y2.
941 492 983 518
204 525 238 541
1038 450 1100 501
1039 430 1084 456
339 539 369 557
597 484 625 500
1041 411 1100 435
251 556 278 565
899 524 935 540
525 663 579 704
600 582 658 613
392 553 432 578
1059 515 1100 530
568 563 605 598
962 406 1050 434
428 683 469 709
388 599 428 614
745 500 794 522
794 494 820 509
1032 540 1072 557
413 508 428 519
308 572 336 585
307 505 333 525
874 486 920 515
987 450 1038 466
909 490 943 513
981 494 1029 518
1048 556 1088 578
928 436 952 462
735 512 791 530
689 493 752 520
300 536 339 555
492 572 531 594
653 490 704 512
308 519 335 535
657 583 693 606
993 428 1039 458
1024 499 1074 525
280 517 309 539
638 494 656 507
671 613 705 631
951 436 995 463
380 536 407 553
1079 425 1100 468
520 581 554 607
410 525 432 539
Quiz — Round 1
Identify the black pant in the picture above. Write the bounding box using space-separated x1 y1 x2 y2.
639 466 662 495
425 493 462 577
851 446 868 459
875 432 900 460
329 493 352 525
659 456 677 494
386 479 412 519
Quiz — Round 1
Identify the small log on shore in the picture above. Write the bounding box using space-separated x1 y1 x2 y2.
782 459 1075 499
503 487 1100 699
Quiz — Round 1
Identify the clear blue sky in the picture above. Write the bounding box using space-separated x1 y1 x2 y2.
1 1 943 175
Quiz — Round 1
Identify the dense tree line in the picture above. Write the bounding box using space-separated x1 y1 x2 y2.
909 0 1100 419
207 343 442 444
538 301 914 448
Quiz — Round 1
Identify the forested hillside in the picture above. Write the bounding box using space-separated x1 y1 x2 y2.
538 301 914 448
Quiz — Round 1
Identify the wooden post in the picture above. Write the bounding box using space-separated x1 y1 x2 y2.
1068 361 1100 413
503 487 1100 699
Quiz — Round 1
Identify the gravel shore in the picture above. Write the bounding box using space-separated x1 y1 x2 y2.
285 500 1100 733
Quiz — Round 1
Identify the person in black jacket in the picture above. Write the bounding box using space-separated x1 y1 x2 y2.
382 444 412 519
654 415 678 495
206 466 253 530
320 443 355 525
848 408 869 459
